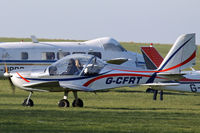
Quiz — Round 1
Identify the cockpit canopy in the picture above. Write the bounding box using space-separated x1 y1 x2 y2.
47 54 106 76
101 38 127 52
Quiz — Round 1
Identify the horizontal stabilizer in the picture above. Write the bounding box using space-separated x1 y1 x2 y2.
158 73 185 80
141 82 180 87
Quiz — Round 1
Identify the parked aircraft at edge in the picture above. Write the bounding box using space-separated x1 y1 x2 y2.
141 38 200 100
0 36 145 77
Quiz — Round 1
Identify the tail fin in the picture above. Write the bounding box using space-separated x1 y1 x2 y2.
157 33 196 74
141 46 163 70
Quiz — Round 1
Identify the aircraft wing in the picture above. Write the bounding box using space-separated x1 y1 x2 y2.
59 82 94 92
23 81 99 92
23 81 60 88
106 58 128 65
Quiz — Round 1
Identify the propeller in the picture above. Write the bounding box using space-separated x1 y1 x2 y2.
4 63 10 77
3 62 16 94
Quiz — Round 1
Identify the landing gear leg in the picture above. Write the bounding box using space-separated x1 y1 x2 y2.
160 90 163 101
72 91 83 107
22 91 34 107
58 90 70 107
153 90 158 100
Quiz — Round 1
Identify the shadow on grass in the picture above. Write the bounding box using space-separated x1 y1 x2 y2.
109 89 195 96
85 106 200 112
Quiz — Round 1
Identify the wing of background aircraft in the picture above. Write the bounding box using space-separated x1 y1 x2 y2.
106 58 128 65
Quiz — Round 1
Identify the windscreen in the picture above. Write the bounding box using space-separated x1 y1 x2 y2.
47 54 105 76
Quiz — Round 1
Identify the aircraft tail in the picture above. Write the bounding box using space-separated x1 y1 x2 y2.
157 33 196 74
141 46 163 70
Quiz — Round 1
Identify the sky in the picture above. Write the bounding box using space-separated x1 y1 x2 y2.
0 0 200 44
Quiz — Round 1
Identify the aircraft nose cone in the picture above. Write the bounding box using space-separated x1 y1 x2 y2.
4 72 12 77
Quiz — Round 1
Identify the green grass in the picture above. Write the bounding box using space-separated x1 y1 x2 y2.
1 80 200 133
1 38 200 133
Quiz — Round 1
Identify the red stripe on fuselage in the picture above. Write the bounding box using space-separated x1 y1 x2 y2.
83 51 196 87
83 73 165 87
180 78 200 82
112 51 196 73
16 72 30 82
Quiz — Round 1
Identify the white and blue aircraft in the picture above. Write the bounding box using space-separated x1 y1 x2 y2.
5 33 196 107
0 36 145 77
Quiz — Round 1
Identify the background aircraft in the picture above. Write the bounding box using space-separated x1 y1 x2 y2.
5 33 196 107
141 36 200 100
0 36 145 77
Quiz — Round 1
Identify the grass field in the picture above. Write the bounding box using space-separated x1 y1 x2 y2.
1 38 200 133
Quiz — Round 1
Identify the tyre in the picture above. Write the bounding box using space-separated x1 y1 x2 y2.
72 98 83 107
22 98 34 107
58 99 70 107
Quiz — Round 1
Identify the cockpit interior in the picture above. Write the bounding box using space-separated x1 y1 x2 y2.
47 54 105 76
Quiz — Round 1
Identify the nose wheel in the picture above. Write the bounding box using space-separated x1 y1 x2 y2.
22 98 34 106
22 91 34 107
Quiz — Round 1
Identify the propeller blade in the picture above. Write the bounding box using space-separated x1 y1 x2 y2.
3 62 15 94
3 62 11 77
4 62 8 73
8 77 15 94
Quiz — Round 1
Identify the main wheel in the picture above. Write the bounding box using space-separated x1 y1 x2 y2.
72 98 84 107
58 99 70 107
22 98 34 107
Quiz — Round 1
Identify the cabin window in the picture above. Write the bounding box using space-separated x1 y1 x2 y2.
57 51 70 59
88 52 102 59
42 52 55 60
72 52 86 54
21 52 28 60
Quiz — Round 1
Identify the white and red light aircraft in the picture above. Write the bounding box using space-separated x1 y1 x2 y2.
4 33 196 107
